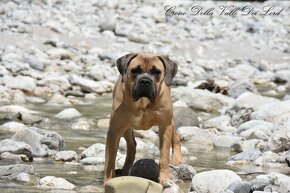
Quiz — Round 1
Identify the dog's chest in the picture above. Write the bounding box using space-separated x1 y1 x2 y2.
131 108 168 130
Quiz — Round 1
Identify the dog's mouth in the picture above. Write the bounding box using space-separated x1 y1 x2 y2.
132 90 156 102
132 83 157 103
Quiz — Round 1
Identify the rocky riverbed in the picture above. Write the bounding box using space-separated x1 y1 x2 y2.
0 0 290 193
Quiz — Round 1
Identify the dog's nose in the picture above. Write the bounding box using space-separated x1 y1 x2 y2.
139 78 152 87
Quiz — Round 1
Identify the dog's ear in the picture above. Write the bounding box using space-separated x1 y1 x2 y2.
158 55 178 86
116 53 137 82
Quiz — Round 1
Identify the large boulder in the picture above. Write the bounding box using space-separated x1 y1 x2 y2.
191 170 242 193
11 127 64 157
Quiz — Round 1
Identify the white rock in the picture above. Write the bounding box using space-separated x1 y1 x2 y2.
1 121 27 133
16 172 31 183
237 120 273 140
233 92 279 109
54 151 77 162
0 105 38 114
172 87 234 113
96 118 110 128
203 115 235 132
3 76 36 93
68 74 113 94
133 130 158 141
54 108 81 119
39 176 75 190
47 48 75 60
177 126 216 146
251 100 290 123
214 135 242 148
191 170 242 193
264 172 290 193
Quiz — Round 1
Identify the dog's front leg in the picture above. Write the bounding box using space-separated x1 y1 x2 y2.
158 121 174 184
104 111 128 184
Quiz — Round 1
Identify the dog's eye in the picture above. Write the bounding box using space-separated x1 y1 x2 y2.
151 69 161 77
131 67 143 74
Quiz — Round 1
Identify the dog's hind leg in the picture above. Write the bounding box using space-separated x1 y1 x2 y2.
121 128 137 176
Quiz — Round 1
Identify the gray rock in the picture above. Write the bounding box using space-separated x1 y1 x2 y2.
169 164 196 181
23 54 46 71
254 151 279 166
0 139 33 161
71 119 92 130
251 100 290 123
99 19 115 32
133 130 158 141
88 65 117 82
39 176 76 190
129 159 159 182
229 107 254 128
54 151 77 162
237 120 273 140
119 137 159 155
68 74 114 94
227 181 251 193
79 157 105 165
104 176 162 193
163 180 184 193
80 143 106 159
0 152 30 165
172 87 234 113
79 185 103 193
0 105 38 115
229 150 262 162
267 127 290 153
173 106 199 128
0 164 34 180
177 126 216 146
264 172 290 193
16 172 36 184
38 76 71 92
225 64 258 80
191 170 242 193
231 139 262 153
54 108 81 119
3 75 36 93
274 70 290 84
0 121 27 133
250 175 270 191
228 79 259 98
214 135 243 148
128 33 149 44
233 92 279 109
47 48 75 60
203 115 234 132
11 127 64 157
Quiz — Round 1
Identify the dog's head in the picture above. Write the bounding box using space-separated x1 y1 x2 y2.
116 53 178 102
